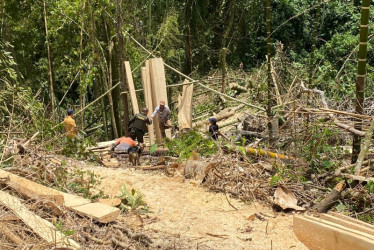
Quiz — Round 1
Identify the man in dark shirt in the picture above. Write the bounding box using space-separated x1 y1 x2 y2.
128 108 152 143
208 118 219 140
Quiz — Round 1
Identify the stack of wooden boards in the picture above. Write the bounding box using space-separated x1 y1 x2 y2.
0 169 121 249
126 58 173 144
294 212 374 250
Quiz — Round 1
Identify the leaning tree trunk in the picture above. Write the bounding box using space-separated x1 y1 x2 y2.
107 40 119 139
266 0 277 141
43 0 55 120
219 0 237 93
116 0 130 136
79 0 86 131
184 0 193 74
352 0 371 163
308 0 321 88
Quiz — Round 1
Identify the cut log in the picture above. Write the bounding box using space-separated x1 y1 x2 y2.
0 190 80 248
0 169 64 206
59 192 120 223
125 61 139 114
229 83 247 93
315 182 345 213
88 140 116 150
321 213 374 236
141 64 155 145
149 58 171 142
193 104 245 128
183 160 215 183
294 215 374 250
178 81 194 131
70 202 120 223
135 165 167 170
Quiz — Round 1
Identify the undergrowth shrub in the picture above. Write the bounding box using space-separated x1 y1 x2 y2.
165 130 217 160
298 123 344 174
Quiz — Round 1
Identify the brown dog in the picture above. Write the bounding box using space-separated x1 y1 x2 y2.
128 145 142 166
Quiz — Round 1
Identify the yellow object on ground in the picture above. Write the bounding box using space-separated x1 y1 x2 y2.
245 147 294 160
64 116 77 138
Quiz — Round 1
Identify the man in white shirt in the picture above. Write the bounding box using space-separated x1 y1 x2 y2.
151 100 171 138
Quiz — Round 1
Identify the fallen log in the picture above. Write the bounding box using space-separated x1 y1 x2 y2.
193 104 245 128
183 160 216 183
135 165 167 170
0 190 80 249
229 83 247 93
315 182 345 213
0 169 64 206
0 222 23 246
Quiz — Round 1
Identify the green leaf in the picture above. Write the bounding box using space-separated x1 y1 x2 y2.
64 230 75 236
149 144 158 155
336 203 346 212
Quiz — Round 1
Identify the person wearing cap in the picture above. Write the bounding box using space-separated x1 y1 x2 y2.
64 109 78 139
128 108 152 143
209 117 219 140
151 100 171 138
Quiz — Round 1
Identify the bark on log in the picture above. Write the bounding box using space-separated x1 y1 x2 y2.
315 182 345 213
0 223 24 246
193 104 245 128
135 165 167 170
355 117 374 174
183 161 215 183
229 83 247 93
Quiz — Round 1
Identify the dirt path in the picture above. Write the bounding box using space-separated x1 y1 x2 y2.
82 164 306 249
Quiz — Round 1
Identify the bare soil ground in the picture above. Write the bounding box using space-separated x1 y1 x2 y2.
81 164 307 249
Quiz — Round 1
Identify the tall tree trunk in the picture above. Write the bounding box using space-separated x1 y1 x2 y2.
43 0 55 120
219 0 237 93
184 0 193 74
352 0 371 163
88 0 118 138
308 0 321 87
116 0 130 136
79 0 86 131
266 0 277 141
108 40 119 138
147 0 152 44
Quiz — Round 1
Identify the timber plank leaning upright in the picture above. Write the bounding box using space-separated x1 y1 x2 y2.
149 58 171 143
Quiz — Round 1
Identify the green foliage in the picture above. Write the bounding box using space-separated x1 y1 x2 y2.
53 219 75 237
165 130 217 160
299 123 343 174
149 143 158 155
117 185 148 214
53 167 103 200
366 181 374 195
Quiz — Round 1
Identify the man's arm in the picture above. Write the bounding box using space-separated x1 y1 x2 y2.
128 115 136 126
146 117 152 125
151 106 159 118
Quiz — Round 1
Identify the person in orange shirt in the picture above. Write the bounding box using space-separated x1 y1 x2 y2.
112 136 137 153
64 109 78 139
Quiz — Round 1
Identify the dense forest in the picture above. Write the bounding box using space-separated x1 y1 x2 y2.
1 0 372 140
1 0 374 248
